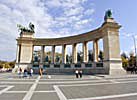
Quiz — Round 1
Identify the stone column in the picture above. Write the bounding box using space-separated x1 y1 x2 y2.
62 44 66 64
40 46 45 66
102 18 125 75
13 44 21 73
93 40 99 62
31 45 34 63
51 45 55 64
16 45 19 63
72 43 77 63
13 31 34 72
83 42 88 62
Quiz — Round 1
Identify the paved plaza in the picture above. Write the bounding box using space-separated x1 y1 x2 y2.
0 73 137 100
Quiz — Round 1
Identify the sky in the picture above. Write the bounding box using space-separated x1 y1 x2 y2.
0 0 137 61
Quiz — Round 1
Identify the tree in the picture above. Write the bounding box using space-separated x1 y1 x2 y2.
121 56 128 69
9 61 15 68
121 52 128 59
128 52 135 66
0 63 3 68
121 52 128 69
3 63 10 69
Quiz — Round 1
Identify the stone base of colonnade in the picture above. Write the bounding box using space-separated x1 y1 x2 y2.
103 60 126 76
31 63 109 75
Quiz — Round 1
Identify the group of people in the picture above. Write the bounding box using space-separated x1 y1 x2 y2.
127 65 137 74
17 67 33 78
17 67 83 79
75 69 83 78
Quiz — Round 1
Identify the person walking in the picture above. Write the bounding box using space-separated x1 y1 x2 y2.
39 68 43 78
79 70 83 78
30 68 33 77
23 68 28 78
18 67 22 78
75 69 79 78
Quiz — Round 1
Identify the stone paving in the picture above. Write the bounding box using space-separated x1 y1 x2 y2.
0 73 137 100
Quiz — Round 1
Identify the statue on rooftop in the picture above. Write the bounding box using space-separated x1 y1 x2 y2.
104 9 113 20
29 22 35 32
17 22 35 33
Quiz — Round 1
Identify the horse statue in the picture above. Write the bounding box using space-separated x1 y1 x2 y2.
29 22 35 32
17 22 35 33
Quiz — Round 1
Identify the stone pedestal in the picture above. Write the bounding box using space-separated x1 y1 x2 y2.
102 18 126 75
13 31 34 73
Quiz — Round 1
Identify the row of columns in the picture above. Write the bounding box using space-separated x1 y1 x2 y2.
38 41 99 64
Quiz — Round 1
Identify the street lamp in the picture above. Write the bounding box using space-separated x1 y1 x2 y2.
132 35 137 66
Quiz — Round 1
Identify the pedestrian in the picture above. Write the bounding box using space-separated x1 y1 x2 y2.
39 68 43 78
75 69 79 78
23 68 28 78
30 68 33 77
18 67 22 78
79 70 83 78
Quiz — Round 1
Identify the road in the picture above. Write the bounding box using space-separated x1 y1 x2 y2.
0 73 137 100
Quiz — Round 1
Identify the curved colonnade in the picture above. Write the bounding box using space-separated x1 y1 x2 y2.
15 17 125 75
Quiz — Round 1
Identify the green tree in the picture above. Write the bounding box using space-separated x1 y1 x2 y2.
0 63 3 68
121 52 128 59
121 56 128 69
3 63 10 69
128 52 135 66
9 61 15 68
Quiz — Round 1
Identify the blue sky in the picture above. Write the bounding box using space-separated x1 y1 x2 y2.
0 0 137 61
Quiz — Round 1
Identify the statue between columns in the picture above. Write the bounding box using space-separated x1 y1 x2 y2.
17 22 35 33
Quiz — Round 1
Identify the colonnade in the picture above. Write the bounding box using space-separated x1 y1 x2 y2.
37 40 99 65
14 11 125 75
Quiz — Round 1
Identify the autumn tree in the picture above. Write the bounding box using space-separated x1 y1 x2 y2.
128 52 135 66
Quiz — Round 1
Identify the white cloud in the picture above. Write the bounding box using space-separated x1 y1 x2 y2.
0 0 95 61
44 0 62 8
64 7 84 16
84 9 95 15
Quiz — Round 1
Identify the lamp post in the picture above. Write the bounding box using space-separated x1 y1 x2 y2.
132 35 137 66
